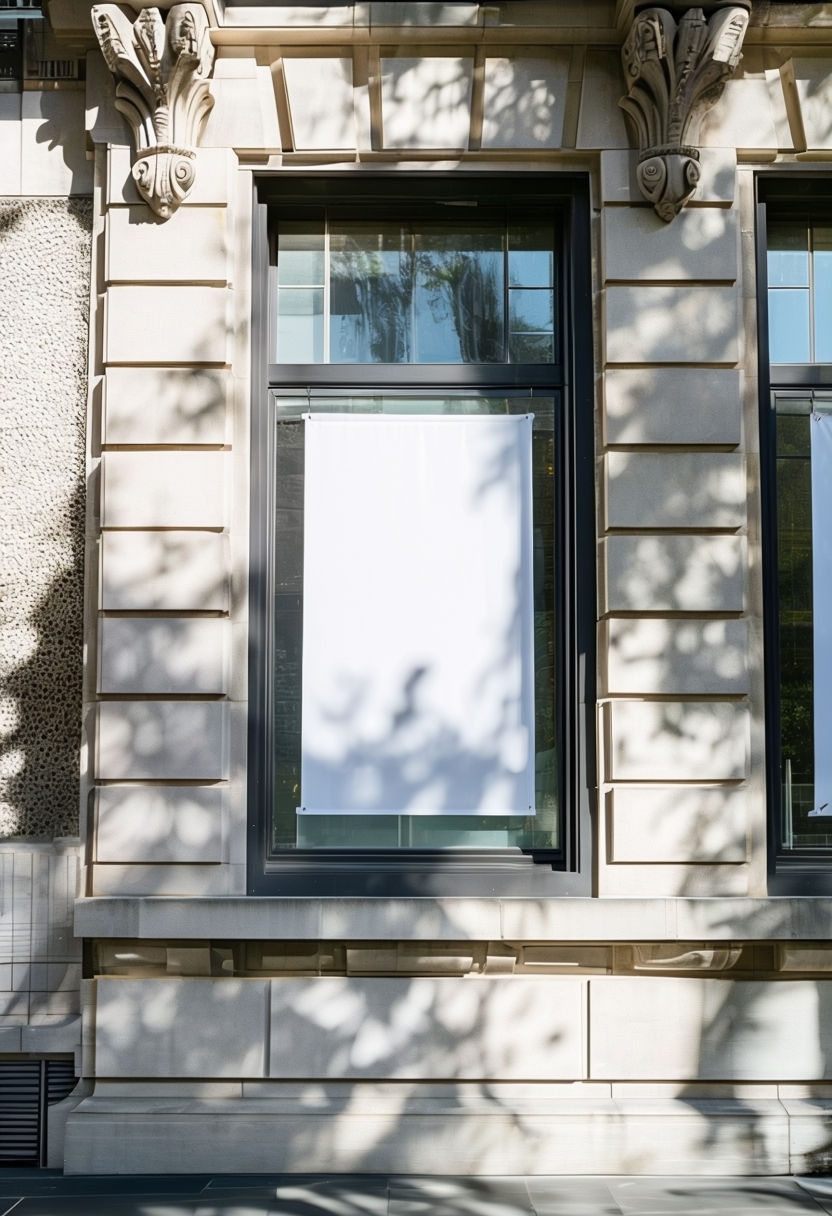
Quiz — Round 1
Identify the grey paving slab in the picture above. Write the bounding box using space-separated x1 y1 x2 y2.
524 1177 620 1215
607 1177 827 1215
271 1179 388 1216
796 1178 832 1216
388 1177 533 1216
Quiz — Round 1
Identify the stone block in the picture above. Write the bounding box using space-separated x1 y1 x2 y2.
576 50 629 149
200 65 281 154
604 367 741 446
104 285 231 366
95 787 224 864
85 50 130 147
605 285 740 364
600 148 737 207
94 978 269 1077
101 530 229 611
605 452 746 530
608 701 749 781
604 618 748 695
589 978 832 1080
90 863 241 897
96 701 229 780
103 367 229 446
282 56 357 150
481 51 570 149
0 94 22 195
98 618 228 695
106 146 234 207
381 56 473 148
602 535 745 613
101 452 227 528
105 206 229 285
792 58 832 150
609 785 749 863
21 89 92 196
699 66 787 153
269 976 585 1080
603 207 739 283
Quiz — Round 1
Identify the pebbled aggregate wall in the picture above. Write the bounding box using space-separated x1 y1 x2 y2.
0 198 92 837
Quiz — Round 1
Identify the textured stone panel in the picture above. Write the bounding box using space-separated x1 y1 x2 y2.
699 66 788 152
606 453 746 530
589 978 832 1080
104 286 231 365
609 786 749 863
608 701 749 781
481 51 570 149
100 531 229 611
283 57 357 150
199 66 281 154
95 787 223 863
98 618 228 695
103 367 228 445
269 976 585 1080
105 206 229 285
94 978 269 1076
605 286 739 364
96 701 229 780
603 535 745 613
0 199 91 837
604 619 748 695
381 56 473 148
101 452 227 528
604 367 741 446
603 208 739 283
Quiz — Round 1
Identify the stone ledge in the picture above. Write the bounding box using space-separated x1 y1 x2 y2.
75 896 832 943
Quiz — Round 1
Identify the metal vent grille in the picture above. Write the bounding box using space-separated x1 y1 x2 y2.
0 1059 77 1168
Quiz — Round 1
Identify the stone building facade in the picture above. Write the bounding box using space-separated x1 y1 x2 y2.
6 0 832 1176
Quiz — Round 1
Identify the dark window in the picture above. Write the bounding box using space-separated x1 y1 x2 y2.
248 175 594 895
759 178 832 890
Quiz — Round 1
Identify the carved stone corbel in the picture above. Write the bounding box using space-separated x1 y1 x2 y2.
619 4 750 221
92 4 215 220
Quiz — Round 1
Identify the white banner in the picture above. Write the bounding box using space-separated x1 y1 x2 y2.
812 413 832 815
299 412 536 815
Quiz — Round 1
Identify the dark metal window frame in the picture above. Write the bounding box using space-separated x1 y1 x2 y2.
247 172 595 896
758 174 832 893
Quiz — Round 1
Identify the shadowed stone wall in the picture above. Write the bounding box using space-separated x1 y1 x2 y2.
0 198 91 838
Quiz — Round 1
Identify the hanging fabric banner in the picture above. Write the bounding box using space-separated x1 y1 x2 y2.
299 412 536 816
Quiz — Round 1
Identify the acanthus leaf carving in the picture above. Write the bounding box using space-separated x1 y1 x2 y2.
619 4 749 221
92 3 215 220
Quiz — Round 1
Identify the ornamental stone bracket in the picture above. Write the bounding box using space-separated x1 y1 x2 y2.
92 3 215 220
619 4 750 221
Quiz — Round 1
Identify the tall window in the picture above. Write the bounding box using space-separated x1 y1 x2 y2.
760 180 832 887
248 176 593 895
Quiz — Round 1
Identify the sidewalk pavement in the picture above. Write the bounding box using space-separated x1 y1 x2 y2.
3 1175 832 1216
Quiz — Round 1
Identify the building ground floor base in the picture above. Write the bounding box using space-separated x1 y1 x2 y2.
59 1090 832 1177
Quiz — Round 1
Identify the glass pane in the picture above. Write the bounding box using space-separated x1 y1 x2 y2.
768 222 809 287
414 224 505 362
271 392 559 852
768 288 810 363
815 247 832 362
277 223 325 286
275 288 323 363
329 223 411 363
509 221 555 288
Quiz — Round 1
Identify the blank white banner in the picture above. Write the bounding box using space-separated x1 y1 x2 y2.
812 412 832 814
299 412 536 815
